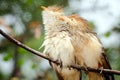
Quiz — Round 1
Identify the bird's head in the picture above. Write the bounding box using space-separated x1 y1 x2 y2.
41 6 89 32
41 6 62 13
41 6 64 25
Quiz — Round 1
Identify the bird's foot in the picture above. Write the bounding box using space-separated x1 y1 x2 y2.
67 65 72 70
99 67 103 74
84 66 88 73
55 59 63 68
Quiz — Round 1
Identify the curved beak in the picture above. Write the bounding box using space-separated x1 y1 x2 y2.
41 6 47 10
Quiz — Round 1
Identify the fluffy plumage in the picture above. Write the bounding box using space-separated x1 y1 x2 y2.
41 6 114 80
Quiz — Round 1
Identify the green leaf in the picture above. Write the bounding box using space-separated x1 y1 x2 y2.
104 32 111 37
3 53 12 61
18 47 28 55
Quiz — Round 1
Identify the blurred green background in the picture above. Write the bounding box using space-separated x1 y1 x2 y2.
0 0 120 80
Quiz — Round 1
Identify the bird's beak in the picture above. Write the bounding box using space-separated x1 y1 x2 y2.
41 6 47 10
59 16 65 21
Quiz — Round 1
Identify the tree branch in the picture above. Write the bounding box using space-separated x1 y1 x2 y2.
0 29 120 75
0 29 58 64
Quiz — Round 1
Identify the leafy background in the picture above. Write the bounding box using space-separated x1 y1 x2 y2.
0 0 120 80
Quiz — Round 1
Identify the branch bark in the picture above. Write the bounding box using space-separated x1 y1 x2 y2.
0 29 120 75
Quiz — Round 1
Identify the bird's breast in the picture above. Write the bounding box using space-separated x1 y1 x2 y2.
43 32 75 66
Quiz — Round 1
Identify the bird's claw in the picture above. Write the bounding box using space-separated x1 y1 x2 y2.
84 66 88 74
100 67 103 74
59 60 63 68
55 59 63 68
67 65 72 70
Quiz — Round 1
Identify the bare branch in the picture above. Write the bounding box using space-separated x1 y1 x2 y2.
0 29 120 75
0 29 58 64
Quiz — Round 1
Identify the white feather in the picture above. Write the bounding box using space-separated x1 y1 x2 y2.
42 32 75 67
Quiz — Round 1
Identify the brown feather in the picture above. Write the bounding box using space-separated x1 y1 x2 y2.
68 14 91 30
42 6 114 80
68 14 114 80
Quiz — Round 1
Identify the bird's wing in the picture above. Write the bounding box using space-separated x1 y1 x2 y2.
68 16 114 79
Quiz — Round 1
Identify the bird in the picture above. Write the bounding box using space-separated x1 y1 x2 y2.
41 6 114 80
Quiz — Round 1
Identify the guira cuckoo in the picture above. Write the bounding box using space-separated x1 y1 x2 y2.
41 6 114 80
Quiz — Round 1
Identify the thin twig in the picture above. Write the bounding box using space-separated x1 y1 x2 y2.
0 29 120 75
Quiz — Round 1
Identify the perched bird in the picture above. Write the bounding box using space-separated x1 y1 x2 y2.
41 6 114 80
